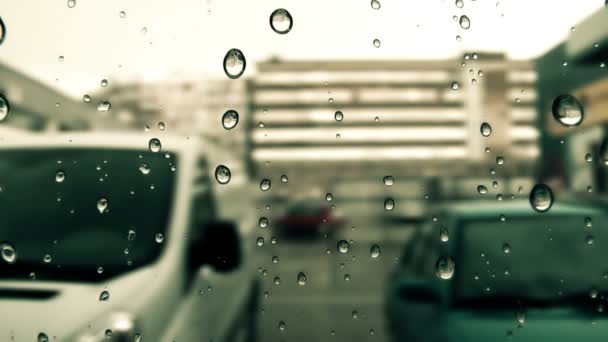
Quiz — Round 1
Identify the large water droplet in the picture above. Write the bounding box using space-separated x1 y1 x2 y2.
0 242 16 264
0 17 6 46
139 163 150 175
222 110 239 130
82 94 91 103
215 165 231 185
502 243 511 254
370 244 381 258
552 94 584 127
337 240 349 253
256 236 264 247
148 138 161 153
100 79 108 87
297 272 307 286
97 197 108 214
260 179 271 191
278 321 286 331
455 0 464 8
373 39 381 48
0 94 10 122
55 170 66 183
440 227 449 242
223 48 246 79
435 256 455 280
155 232 164 244
371 0 381 10
334 111 344 122
459 15 470 29
529 184 554 213
99 290 110 301
477 185 488 194
326 192 333 202
38 333 49 342
128 229 136 241
480 122 492 137
270 8 293 34
451 81 460 90
259 217 269 228
67 0 76 8
97 100 111 112
383 175 394 186
384 198 395 211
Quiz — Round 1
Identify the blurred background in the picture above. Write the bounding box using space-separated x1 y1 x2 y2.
1 0 608 341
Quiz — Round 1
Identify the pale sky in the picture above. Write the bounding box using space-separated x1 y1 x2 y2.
0 0 603 98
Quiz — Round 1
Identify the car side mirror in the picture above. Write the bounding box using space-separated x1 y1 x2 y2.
189 221 241 272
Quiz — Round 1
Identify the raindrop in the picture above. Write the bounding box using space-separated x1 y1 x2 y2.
334 111 344 122
58 55 64 62
223 48 246 79
0 243 16 264
158 122 165 131
370 244 381 258
222 110 239 130
97 100 111 112
97 197 108 213
529 184 554 213
83 94 91 103
256 237 264 247
552 94 584 127
215 165 231 185
270 8 293 34
435 256 455 280
590 287 599 299
480 122 492 137
274 276 281 285
502 243 511 254
38 333 49 342
352 310 359 319
371 0 381 9
455 0 464 8
119 11 126 18
337 240 349 253
459 15 470 29
100 79 108 87
440 227 449 242
383 175 394 186
67 0 76 8
149 138 161 152
281 175 288 183
384 198 395 211
496 156 504 165
155 233 164 244
259 217 268 228
99 290 109 301
128 229 136 241
477 185 488 194
500 214 506 222
55 170 66 183
585 153 593 163
0 94 11 121
260 179 271 191
326 193 333 202
344 274 351 281
139 163 150 175
105 329 112 339
585 217 592 228
272 256 279 264
297 272 307 286
451 81 460 90
43 254 52 263
516 311 525 326
373 39 381 48
278 321 286 331
587 235 595 245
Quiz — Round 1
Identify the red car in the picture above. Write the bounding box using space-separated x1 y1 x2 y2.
277 202 345 237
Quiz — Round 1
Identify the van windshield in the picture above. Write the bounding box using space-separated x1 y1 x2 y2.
0 148 177 282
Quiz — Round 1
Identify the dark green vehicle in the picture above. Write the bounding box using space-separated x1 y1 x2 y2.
385 200 608 341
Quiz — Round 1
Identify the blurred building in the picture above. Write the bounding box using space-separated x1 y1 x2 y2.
248 55 538 217
537 7 608 196
0 62 91 132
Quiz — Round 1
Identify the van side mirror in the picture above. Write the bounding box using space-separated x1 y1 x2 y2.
189 221 241 272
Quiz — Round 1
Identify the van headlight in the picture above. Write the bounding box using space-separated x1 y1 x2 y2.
77 311 139 342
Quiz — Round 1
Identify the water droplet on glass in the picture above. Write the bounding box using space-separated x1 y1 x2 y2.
477 185 488 194
67 0 76 8
155 232 164 244
455 0 464 8
502 243 511 254
274 276 281 285
256 237 264 247
496 156 504 165
259 217 268 228
100 79 108 87
149 138 161 152
281 175 288 183
0 94 11 121
585 217 592 228
82 94 91 103
325 193 333 202
451 81 460 90
459 15 470 29
270 8 293 34
516 311 525 326
529 184 554 213
43 254 52 263
260 179 271 191
128 229 136 241
97 100 111 112
373 39 381 48
297 272 307 285
37 333 49 342
384 198 395 211
119 11 126 18
552 94 584 127
97 197 108 213
105 329 112 338
55 170 65 183
383 175 394 186
337 240 349 253
586 234 595 245
222 110 239 130
590 287 599 299
371 0 381 9
139 163 150 175
223 48 246 79
370 244 381 258
480 122 492 137
334 110 344 122
0 243 16 264
99 290 109 301
440 227 449 242
215 165 231 185
435 256 455 280
278 321 286 331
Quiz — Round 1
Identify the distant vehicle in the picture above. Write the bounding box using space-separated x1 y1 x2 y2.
0 134 258 342
385 200 608 342
277 202 345 236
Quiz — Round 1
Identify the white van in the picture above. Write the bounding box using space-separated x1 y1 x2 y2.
0 133 259 342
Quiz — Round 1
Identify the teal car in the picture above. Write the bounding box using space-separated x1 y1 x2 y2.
385 200 608 341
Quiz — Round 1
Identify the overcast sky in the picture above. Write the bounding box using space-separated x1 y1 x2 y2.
0 0 603 98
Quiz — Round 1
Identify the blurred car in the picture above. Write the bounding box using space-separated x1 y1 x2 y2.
277 202 345 237
0 133 259 342
385 200 608 342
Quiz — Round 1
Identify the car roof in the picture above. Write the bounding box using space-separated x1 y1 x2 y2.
0 132 201 156
440 199 601 221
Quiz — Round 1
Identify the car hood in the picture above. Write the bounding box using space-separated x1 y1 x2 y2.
447 308 608 342
0 265 157 341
